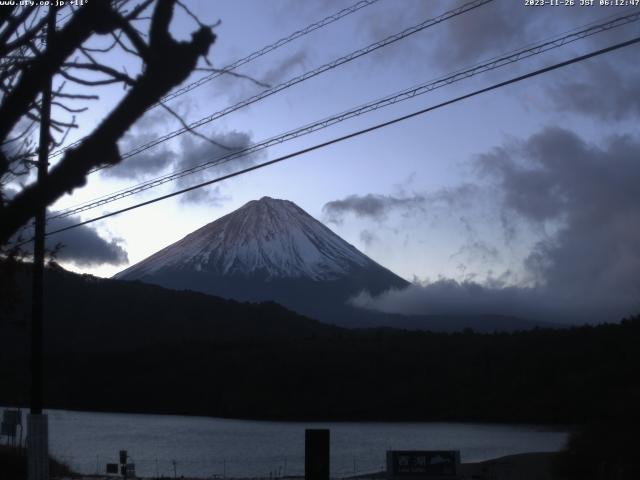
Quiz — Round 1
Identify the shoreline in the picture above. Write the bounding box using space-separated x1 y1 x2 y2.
0 403 576 429
56 452 561 480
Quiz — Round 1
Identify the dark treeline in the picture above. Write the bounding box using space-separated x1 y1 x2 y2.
29 320 636 423
1 262 639 425
48 320 640 423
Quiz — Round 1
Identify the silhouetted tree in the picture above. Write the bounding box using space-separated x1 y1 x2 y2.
0 0 216 245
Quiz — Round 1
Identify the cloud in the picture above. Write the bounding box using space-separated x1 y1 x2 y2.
549 58 640 120
359 229 377 247
430 1 640 121
262 50 307 87
349 127 640 324
350 278 634 324
359 1 526 69
322 193 425 224
105 109 176 179
450 240 500 265
428 1 622 68
431 0 533 68
322 185 479 224
47 218 129 267
10 214 128 268
180 184 230 206
215 49 307 104
103 121 261 205
492 129 640 302
4 187 127 267
352 280 545 319
175 130 260 205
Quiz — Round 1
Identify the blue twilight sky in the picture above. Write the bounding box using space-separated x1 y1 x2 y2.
23 0 640 324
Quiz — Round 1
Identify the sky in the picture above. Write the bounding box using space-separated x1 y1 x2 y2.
10 0 640 324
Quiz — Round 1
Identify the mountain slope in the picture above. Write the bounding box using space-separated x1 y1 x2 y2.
116 196 381 281
115 197 409 325
113 197 558 331
1 263 342 356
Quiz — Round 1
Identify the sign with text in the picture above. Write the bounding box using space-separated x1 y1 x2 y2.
386 451 460 478
125 463 136 478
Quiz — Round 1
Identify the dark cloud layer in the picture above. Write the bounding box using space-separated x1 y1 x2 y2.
351 280 565 322
106 139 175 180
102 112 259 206
216 49 308 104
323 193 425 223
352 274 637 325
482 127 640 305
176 130 259 205
10 217 128 268
550 58 640 120
105 110 176 179
431 0 532 68
347 127 640 324
429 1 622 68
4 188 128 267
262 50 307 87
47 217 129 267
322 185 479 224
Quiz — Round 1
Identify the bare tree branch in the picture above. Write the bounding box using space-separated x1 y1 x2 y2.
0 0 216 244
0 1 121 145
60 65 136 87
53 92 100 100
51 101 88 114
159 100 232 150
195 67 270 89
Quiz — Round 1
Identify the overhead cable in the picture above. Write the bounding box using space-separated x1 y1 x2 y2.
46 0 382 159
49 10 640 221
34 35 640 242
49 0 494 164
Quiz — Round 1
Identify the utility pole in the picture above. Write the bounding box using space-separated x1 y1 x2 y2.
28 6 55 480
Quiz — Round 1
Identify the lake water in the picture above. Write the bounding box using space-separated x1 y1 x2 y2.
5 408 568 478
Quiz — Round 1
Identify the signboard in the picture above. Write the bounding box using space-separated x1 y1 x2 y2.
386 451 460 478
119 463 136 477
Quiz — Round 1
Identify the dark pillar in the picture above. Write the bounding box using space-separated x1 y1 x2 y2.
305 429 329 480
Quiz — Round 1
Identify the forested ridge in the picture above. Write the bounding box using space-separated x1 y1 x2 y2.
1 262 638 423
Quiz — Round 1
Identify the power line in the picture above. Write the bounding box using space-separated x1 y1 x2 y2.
48 10 640 221
50 9 637 219
46 0 381 160
50 0 494 168
36 35 640 242
155 0 382 106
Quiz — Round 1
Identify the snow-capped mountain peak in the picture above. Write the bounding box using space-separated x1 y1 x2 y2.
115 197 379 281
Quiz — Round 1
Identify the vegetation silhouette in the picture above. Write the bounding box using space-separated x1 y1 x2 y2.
1 263 638 426
0 0 217 245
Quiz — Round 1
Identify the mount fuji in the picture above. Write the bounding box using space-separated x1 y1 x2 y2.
114 197 410 326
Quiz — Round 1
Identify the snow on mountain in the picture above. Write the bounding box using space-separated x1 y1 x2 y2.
113 198 543 331
115 197 394 282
